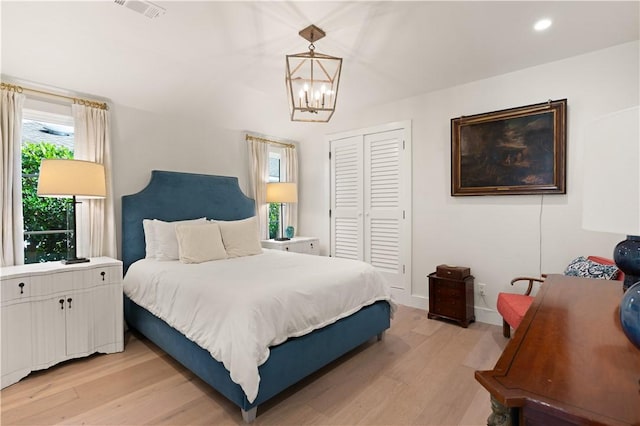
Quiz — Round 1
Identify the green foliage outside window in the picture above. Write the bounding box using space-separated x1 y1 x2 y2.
22 142 74 263
269 202 280 239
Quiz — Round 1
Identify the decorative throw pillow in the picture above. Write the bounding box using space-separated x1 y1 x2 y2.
564 256 619 280
175 222 227 264
218 216 263 258
152 217 208 260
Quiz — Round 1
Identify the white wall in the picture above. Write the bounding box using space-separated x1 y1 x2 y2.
297 41 639 324
109 106 253 256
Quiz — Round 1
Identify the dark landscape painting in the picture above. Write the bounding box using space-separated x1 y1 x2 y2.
451 100 566 196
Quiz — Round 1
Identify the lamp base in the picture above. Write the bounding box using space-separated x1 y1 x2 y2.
274 237 291 241
614 235 640 292
62 257 90 265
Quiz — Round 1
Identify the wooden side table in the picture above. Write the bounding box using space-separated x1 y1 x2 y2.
427 272 475 327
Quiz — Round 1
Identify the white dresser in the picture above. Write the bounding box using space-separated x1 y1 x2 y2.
0 257 124 389
261 237 320 255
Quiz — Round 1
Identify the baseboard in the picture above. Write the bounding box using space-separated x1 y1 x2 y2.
473 306 502 326
390 289 428 310
391 290 502 326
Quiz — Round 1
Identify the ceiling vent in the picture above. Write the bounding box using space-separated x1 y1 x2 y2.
114 0 166 19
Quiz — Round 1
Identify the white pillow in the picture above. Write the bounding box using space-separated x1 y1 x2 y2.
218 216 263 258
175 222 227 264
152 217 208 260
143 219 157 259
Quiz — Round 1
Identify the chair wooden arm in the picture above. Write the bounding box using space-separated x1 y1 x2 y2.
510 276 545 296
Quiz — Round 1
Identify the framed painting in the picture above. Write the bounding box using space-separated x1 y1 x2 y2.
451 99 567 196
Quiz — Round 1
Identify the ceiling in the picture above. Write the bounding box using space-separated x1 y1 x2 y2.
2 1 639 120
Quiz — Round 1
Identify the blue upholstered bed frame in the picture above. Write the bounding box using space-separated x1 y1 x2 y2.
121 170 391 422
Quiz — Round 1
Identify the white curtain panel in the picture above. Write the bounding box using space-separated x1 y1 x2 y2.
72 104 117 258
282 145 298 234
247 138 269 239
0 88 25 266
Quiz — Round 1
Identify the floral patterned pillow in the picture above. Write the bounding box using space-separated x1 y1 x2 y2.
564 256 619 280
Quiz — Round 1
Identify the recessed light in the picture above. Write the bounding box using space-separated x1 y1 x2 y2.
534 19 552 31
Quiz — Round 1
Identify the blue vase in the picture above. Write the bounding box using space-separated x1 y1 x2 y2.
285 226 294 239
620 281 640 349
614 235 640 291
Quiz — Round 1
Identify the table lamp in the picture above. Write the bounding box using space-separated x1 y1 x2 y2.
266 182 297 241
582 105 639 291
37 159 106 264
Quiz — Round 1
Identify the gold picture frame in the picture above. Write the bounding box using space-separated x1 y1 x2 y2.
451 99 567 196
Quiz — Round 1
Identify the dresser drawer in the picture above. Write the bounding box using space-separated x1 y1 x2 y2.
1 277 32 303
31 270 82 296
434 284 462 298
294 240 319 255
87 265 122 286
433 297 464 318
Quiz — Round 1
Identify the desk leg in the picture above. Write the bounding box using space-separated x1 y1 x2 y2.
487 396 516 426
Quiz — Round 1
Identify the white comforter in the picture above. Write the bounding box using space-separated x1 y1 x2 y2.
123 249 395 403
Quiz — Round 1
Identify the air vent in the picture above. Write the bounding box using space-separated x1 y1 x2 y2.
114 0 166 19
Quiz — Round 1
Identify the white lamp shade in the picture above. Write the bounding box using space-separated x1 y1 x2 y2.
582 106 640 235
37 159 106 198
266 182 298 203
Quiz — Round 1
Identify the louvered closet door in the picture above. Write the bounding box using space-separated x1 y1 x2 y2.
330 136 364 261
364 129 405 289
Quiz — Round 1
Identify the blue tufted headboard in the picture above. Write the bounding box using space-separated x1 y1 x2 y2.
121 170 255 273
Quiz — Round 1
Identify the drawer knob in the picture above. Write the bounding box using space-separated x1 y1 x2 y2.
285 247 289 251
18 282 25 294
59 299 65 310
67 298 73 309
100 271 106 281
310 243 314 248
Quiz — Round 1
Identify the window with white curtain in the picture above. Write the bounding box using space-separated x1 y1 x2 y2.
268 148 282 239
21 108 76 264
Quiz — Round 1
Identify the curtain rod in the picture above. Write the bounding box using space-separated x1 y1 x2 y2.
245 134 296 149
0 82 108 110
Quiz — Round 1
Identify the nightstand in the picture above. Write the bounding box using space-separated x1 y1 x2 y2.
261 237 320 255
427 272 475 327
1 257 124 389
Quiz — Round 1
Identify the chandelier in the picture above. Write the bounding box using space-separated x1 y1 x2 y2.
286 25 342 122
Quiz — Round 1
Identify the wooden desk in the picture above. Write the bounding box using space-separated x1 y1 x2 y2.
476 274 640 426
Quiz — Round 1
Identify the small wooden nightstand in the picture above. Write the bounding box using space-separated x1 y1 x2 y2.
261 237 320 255
427 272 475 327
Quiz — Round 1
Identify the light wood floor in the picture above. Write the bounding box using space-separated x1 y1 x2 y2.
1 306 507 425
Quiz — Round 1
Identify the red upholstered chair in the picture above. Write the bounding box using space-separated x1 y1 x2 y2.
497 256 623 338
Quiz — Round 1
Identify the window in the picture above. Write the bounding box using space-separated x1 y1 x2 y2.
21 109 74 264
268 148 281 239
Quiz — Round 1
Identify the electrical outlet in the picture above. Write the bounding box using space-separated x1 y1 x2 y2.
478 283 486 296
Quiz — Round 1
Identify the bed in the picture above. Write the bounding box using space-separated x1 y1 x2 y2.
121 170 393 422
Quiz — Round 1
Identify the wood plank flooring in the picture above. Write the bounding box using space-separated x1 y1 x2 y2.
1 306 507 425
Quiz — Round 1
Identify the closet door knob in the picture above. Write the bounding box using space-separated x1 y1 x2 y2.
59 299 65 310
18 282 25 294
